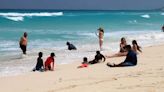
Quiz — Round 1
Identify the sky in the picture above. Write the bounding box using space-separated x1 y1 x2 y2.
1 0 164 10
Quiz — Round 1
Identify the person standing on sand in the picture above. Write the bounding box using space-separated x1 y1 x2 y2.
96 27 104 51
19 32 28 54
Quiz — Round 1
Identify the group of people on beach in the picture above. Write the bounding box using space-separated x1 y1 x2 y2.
19 27 143 72
78 37 142 68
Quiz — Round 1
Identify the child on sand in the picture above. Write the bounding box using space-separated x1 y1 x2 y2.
33 52 44 72
88 51 106 64
45 53 55 71
77 57 88 68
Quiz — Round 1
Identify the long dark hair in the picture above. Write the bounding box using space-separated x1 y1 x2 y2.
132 40 142 52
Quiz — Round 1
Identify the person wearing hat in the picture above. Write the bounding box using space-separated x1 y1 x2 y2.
96 27 104 51
44 52 55 71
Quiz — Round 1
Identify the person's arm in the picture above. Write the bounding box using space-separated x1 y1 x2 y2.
138 46 142 53
51 60 54 71
41 59 44 69
102 54 106 62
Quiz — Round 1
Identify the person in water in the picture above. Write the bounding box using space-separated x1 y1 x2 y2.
162 25 164 32
77 57 88 68
45 53 55 71
66 41 77 50
107 45 137 67
132 40 142 54
89 51 106 64
96 27 104 51
106 37 128 58
33 52 44 72
19 32 28 54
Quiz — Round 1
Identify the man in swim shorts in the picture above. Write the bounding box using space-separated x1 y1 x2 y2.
19 32 28 54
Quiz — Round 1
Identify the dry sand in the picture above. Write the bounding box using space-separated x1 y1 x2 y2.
0 45 164 92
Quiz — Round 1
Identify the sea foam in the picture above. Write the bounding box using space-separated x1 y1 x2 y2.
141 14 150 18
0 12 63 21
0 12 63 17
4 16 24 21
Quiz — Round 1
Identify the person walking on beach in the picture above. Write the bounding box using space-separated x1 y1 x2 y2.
107 45 137 67
33 52 44 72
96 27 104 51
44 53 55 71
19 32 28 54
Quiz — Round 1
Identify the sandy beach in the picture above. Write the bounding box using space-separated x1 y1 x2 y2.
0 44 164 92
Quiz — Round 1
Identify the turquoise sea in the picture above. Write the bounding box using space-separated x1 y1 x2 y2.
0 10 164 76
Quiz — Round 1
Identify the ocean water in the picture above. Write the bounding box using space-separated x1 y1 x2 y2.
0 10 164 76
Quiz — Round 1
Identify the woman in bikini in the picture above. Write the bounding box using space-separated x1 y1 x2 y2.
106 37 128 58
96 27 104 51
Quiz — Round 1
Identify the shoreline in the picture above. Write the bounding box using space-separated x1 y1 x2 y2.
0 44 164 92
0 43 164 77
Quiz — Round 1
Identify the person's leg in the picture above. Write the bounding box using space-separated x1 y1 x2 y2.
20 45 24 53
89 60 97 64
48 66 51 70
99 39 103 50
107 62 135 67
107 52 128 58
22 45 26 54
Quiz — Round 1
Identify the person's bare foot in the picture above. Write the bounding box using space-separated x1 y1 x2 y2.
106 62 114 67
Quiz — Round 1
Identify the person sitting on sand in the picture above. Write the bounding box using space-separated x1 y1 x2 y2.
77 57 88 68
107 45 137 67
89 51 106 64
132 40 142 54
45 53 55 71
19 32 28 54
95 27 104 51
66 41 77 50
33 52 44 72
107 37 128 58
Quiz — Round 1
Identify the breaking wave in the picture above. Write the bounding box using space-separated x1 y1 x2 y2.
141 14 150 18
0 12 63 21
